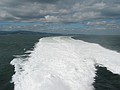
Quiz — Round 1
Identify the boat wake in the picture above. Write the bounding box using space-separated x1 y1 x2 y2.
11 36 120 90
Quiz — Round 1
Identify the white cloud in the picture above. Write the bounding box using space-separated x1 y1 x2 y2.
73 11 101 20
44 15 60 22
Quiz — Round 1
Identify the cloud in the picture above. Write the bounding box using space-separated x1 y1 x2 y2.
101 5 120 17
0 0 120 22
44 15 60 22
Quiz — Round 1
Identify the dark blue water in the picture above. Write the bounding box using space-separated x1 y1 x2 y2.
0 34 40 90
0 32 61 90
0 32 120 90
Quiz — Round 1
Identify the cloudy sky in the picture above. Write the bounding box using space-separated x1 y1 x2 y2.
0 0 120 22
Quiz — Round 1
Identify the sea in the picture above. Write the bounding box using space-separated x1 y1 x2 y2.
0 31 120 90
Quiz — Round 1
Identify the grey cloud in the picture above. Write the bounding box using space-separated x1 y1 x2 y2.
1 0 58 4
101 5 120 18
0 0 120 22
23 0 58 3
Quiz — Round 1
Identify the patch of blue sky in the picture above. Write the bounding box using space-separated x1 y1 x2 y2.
45 22 88 31
0 21 44 26
86 18 116 23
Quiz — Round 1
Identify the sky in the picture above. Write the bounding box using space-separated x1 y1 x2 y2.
0 0 120 22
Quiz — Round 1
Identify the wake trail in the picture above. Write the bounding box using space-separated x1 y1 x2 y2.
11 36 120 90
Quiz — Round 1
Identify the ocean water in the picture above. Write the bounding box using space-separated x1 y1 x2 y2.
0 33 120 90
0 34 40 90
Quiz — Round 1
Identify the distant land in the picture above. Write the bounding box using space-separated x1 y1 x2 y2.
0 30 120 36
0 31 63 36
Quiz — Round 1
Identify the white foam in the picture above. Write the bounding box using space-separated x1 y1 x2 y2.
11 36 120 90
